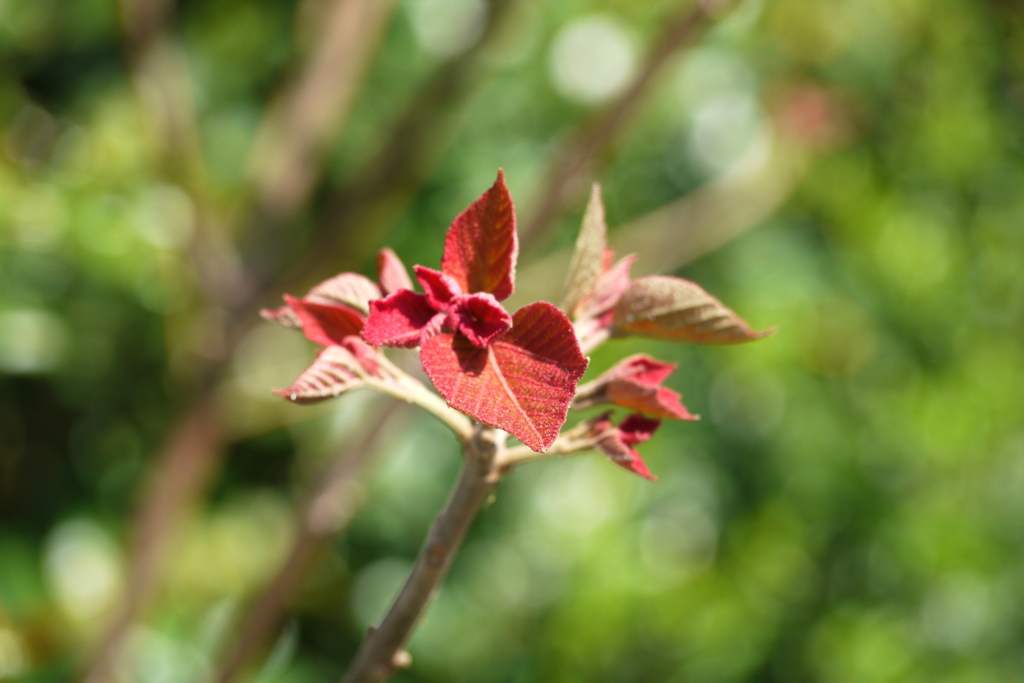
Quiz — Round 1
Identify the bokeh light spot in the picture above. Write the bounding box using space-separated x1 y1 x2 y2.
548 16 636 105
43 519 123 622
0 308 69 374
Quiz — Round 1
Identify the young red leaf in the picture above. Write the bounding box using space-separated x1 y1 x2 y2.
447 293 512 347
377 248 413 295
561 183 608 317
612 275 774 345
606 414 660 480
414 266 461 309
607 383 697 422
619 413 660 443
616 354 675 385
573 354 697 421
441 170 517 301
363 290 441 348
274 345 369 404
420 302 588 452
586 411 660 480
285 295 366 347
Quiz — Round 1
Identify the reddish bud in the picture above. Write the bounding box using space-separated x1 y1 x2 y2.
447 293 512 348
582 254 634 324
414 266 462 310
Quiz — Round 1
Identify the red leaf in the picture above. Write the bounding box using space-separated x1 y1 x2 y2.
377 248 413 295
613 275 774 345
285 295 365 347
615 354 676 386
608 384 697 421
441 170 517 301
363 290 441 348
448 293 512 348
420 302 588 451
618 414 661 444
616 457 655 480
573 354 696 420
262 272 380 329
274 345 368 404
589 412 660 480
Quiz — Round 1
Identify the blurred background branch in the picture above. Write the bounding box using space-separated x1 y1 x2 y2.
85 0 402 680
213 400 404 683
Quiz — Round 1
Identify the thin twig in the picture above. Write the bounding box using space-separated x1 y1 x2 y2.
213 400 404 683
518 0 737 251
340 426 505 683
499 421 600 471
367 355 474 444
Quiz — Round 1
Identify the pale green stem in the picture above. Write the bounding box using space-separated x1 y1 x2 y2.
368 354 474 445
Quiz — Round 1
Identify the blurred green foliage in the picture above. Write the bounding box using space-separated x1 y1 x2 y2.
3 0 1024 681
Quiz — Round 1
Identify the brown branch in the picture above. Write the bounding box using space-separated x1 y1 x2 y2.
608 134 808 274
83 394 224 683
235 0 404 307
340 426 504 683
82 4 237 681
518 0 737 252
295 0 518 287
249 0 400 220
84 1 403 680
213 401 404 683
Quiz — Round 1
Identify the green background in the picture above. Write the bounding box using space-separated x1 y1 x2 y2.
2 0 1023 681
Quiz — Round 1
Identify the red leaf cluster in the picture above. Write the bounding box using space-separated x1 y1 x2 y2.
362 171 588 451
264 172 773 481
559 184 772 478
363 266 512 349
262 250 411 401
